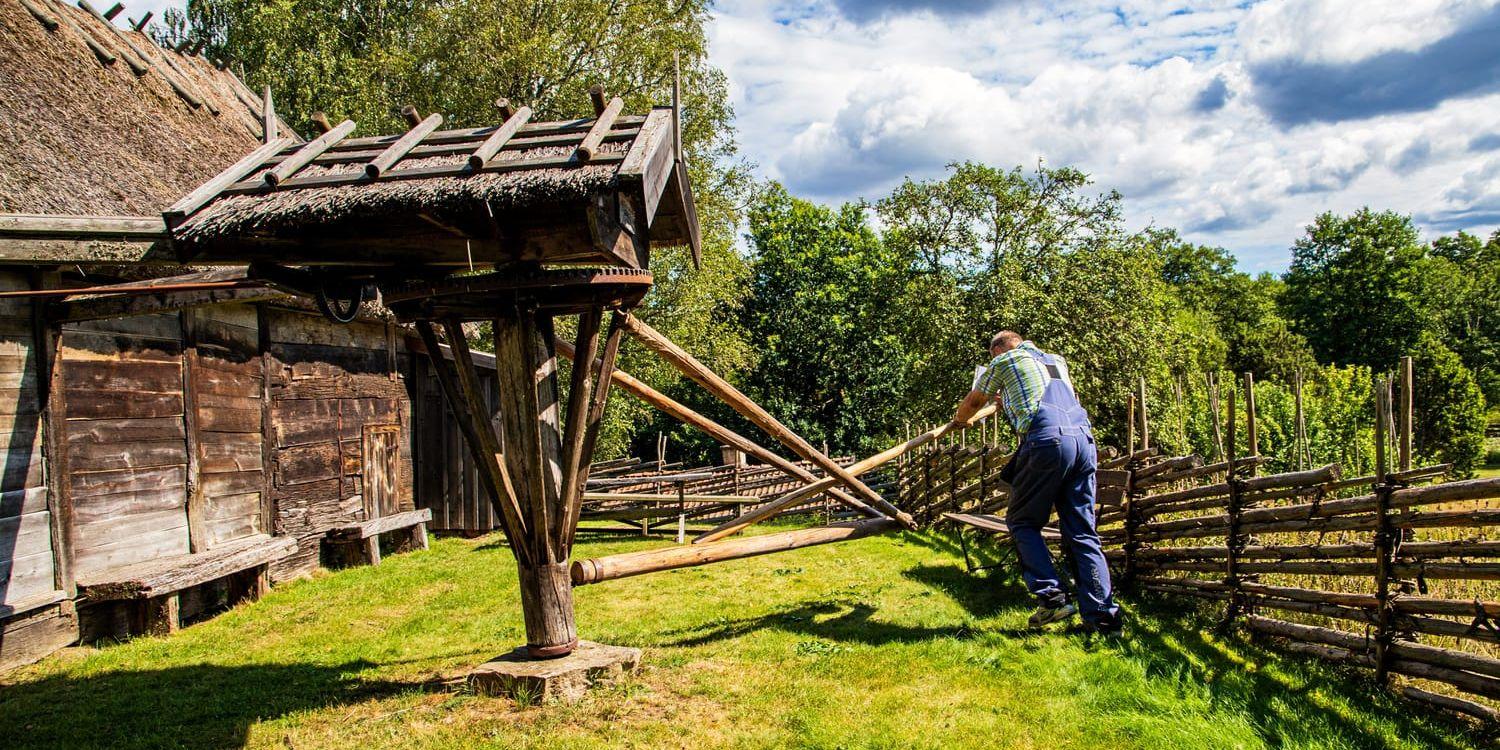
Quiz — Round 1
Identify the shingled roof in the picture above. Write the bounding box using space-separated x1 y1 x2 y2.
0 0 285 216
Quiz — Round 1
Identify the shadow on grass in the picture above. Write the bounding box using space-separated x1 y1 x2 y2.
0 660 427 750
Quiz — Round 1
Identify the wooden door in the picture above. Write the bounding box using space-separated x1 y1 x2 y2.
362 425 400 519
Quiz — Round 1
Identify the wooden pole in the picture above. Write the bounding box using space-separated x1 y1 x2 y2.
1207 371 1224 460
262 85 277 143
620 313 912 527
1221 384 1242 628
1373 375 1395 683
1398 356 1413 472
556 308 603 550
561 312 626 549
1242 372 1258 477
572 518 901 585
1293 368 1306 471
553 335 876 519
1126 394 1136 455
1137 377 1150 450
696 406 996 544
492 307 576 656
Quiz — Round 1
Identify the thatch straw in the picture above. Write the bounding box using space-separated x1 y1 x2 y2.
0 0 261 216
176 140 630 242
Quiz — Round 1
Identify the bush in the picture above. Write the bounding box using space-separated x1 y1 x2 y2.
1411 334 1487 475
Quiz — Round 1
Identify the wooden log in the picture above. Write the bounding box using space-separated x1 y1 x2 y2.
1133 454 1202 481
468 106 533 169
572 517 901 585
1137 455 1265 488
20 0 59 30
621 314 910 527
1099 447 1158 470
264 119 356 185
556 308 603 553
576 96 624 162
1392 596 1500 618
1135 464 1340 509
1399 686 1500 723
696 405 996 544
366 113 444 178
164 137 295 221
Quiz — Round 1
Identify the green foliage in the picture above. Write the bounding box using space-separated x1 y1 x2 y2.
1410 334 1488 476
1283 210 1430 369
741 185 911 454
1425 230 1500 406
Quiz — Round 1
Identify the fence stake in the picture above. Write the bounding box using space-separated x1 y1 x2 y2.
1127 394 1137 455
1398 356 1414 472
1372 375 1398 684
1207 371 1225 460
1138 377 1151 450
1294 368 1307 471
1242 372 1258 477
1222 385 1247 629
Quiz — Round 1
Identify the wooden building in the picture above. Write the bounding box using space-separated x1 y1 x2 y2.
0 0 485 669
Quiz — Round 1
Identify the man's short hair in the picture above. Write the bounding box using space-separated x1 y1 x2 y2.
990 330 1023 351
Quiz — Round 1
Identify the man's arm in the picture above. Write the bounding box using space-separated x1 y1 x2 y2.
951 389 991 427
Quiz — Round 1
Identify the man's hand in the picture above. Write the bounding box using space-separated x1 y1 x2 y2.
950 389 991 427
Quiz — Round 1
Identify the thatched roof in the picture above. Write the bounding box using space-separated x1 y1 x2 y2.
170 104 700 269
0 0 275 216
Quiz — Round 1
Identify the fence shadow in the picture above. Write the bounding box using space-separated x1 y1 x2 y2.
0 660 424 750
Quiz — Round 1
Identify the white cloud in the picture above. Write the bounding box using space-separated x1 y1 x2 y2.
710 0 1500 270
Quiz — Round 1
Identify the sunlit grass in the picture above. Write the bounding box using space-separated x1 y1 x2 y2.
0 528 1479 749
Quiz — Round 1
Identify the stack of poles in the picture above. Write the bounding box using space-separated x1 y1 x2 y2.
1116 360 1500 722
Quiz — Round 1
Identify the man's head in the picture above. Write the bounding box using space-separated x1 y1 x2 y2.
989 330 1023 356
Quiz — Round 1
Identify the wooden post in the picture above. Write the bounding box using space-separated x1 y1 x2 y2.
180 310 207 552
32 268 74 596
256 304 276 538
1137 377 1150 450
1398 356 1413 472
1207 371 1224 461
492 306 576 656
1372 375 1396 683
1126 394 1136 455
1242 372 1258 477
1293 368 1306 471
1221 385 1244 628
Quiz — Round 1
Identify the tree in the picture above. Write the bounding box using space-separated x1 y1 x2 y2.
739 185 910 454
1410 334 1487 475
1427 231 1500 407
1282 209 1429 369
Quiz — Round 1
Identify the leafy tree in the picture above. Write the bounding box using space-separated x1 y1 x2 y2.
1282 210 1429 369
739 185 910 454
1426 231 1500 407
1410 334 1487 476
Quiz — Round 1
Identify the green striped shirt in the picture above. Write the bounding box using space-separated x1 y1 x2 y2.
973 342 1072 435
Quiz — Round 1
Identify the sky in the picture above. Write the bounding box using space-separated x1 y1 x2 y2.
128 0 1500 272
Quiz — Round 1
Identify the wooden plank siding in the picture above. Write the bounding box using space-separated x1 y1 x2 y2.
264 307 412 582
0 270 56 611
410 357 498 534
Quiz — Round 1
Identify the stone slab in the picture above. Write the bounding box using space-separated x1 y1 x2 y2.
468 640 641 703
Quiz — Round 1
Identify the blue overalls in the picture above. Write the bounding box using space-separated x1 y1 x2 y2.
1004 349 1119 625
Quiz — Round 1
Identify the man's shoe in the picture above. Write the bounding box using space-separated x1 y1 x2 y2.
1091 616 1124 639
1027 601 1077 629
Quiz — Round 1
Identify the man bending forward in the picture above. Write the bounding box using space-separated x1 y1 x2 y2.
951 331 1121 635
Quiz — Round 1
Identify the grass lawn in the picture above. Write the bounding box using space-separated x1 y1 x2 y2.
0 527 1482 749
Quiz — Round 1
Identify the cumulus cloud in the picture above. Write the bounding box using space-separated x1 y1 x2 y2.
830 0 1021 22
1246 3 1500 126
1422 157 1500 229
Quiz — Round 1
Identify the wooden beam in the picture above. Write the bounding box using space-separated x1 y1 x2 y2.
553 334 878 520
264 119 356 185
310 112 334 134
556 307 603 551
223 146 620 196
416 320 530 562
181 309 207 553
21 0 59 30
576 97 624 162
572 518 901 586
468 106 533 169
262 85 277 143
0 213 168 240
366 112 443 178
620 313 912 527
561 312 626 549
164 137 295 222
696 406 996 544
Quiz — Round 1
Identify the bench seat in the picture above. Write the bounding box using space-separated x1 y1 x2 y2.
324 508 431 567
76 534 297 602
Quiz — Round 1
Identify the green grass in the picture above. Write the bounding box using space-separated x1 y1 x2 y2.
0 528 1483 749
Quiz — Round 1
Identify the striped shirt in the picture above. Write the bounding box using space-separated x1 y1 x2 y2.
973 342 1072 435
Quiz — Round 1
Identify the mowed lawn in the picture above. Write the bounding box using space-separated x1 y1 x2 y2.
0 528 1479 750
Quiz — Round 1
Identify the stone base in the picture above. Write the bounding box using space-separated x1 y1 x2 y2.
468 640 641 703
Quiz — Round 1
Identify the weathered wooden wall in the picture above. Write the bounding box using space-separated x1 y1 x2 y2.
411 358 499 534
0 271 57 607
265 308 412 581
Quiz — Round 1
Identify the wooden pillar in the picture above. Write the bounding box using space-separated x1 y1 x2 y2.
492 306 576 656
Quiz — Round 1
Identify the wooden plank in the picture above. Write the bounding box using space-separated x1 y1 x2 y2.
75 533 296 600
0 486 48 519
199 435 264 472
70 464 186 496
0 549 58 605
70 485 183 524
206 515 260 546
276 443 340 485
204 491 261 521
202 470 260 497
67 438 186 471
328 508 432 540
222 151 625 196
65 416 184 445
63 389 182 419
271 399 340 446
198 406 261 433
164 137 296 221
0 600 77 673
0 509 57 561
62 358 182 391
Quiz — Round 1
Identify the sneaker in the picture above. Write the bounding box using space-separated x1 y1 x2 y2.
1027 601 1078 629
1091 616 1124 639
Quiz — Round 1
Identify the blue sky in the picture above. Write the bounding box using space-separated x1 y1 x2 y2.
130 0 1500 272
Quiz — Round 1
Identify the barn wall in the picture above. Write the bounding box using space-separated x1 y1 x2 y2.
266 308 412 582
0 270 55 610
410 357 499 534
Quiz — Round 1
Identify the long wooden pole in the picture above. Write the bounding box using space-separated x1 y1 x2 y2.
571 517 902 585
1398 356 1413 472
695 405 996 544
553 336 878 519
620 313 911 527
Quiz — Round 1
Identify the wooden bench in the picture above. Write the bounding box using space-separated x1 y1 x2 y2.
325 508 432 567
75 534 297 637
